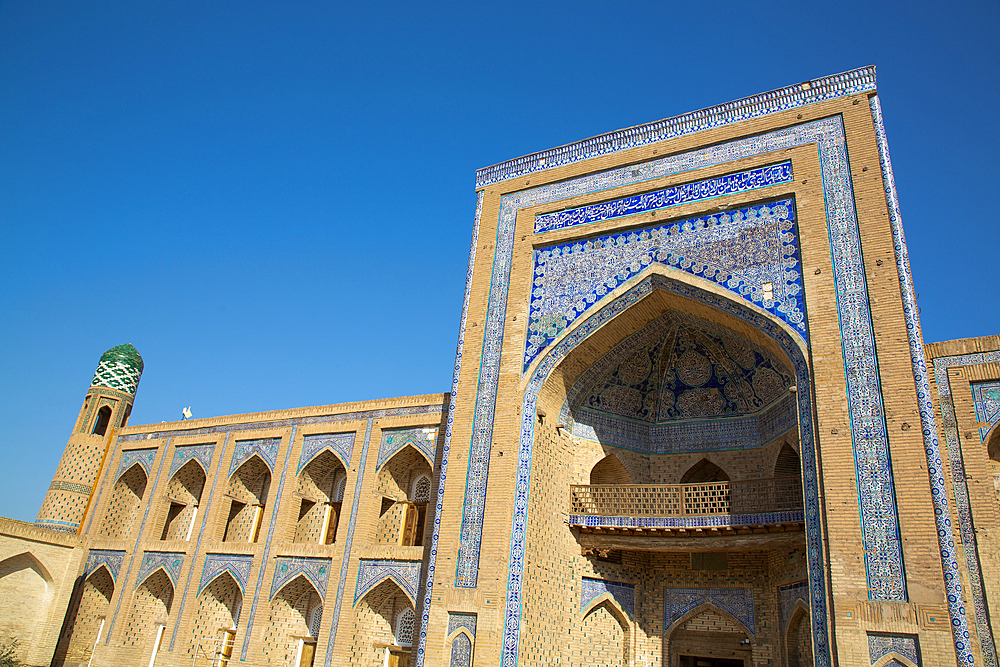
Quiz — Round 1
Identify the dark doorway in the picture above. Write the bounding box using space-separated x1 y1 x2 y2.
679 657 744 667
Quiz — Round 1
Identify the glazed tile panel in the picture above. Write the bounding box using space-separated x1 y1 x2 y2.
663 587 754 635
972 381 1000 441
779 581 808 628
527 198 805 370
354 559 423 604
270 556 332 599
135 551 184 588
298 432 355 472
199 553 254 594
84 549 125 582
580 577 635 619
868 633 920 666
169 443 215 477
533 161 793 234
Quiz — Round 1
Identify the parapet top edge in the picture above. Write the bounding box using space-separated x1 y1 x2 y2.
475 65 877 190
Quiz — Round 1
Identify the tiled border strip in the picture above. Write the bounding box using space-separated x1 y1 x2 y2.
414 192 483 667
475 67 876 188
240 426 297 660
324 419 373 667
169 433 230 650
871 94 980 666
501 274 830 667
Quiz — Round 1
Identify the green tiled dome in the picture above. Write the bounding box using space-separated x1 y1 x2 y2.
91 343 144 395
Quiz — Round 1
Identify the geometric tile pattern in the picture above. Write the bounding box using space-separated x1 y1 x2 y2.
868 633 920 666
569 510 804 529
199 553 255 595
135 551 184 588
870 93 979 665
534 161 793 234
527 197 805 370
449 633 473 667
779 581 808 629
229 437 281 475
168 443 215 477
504 273 829 667
580 577 634 619
270 556 332 600
663 587 754 636
116 447 157 480
298 433 355 473
415 192 484 667
972 381 1000 442
90 343 143 396
377 426 438 470
84 549 125 582
354 559 422 605
475 67 875 188
447 613 477 637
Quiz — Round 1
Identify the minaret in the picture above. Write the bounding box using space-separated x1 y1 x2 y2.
36 344 144 533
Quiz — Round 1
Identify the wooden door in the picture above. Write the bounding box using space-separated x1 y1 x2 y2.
297 641 317 667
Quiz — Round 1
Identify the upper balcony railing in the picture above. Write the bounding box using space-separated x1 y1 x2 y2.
570 477 803 518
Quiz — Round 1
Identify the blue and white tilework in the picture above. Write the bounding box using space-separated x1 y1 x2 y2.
270 557 332 600
503 273 830 667
872 94 980 665
135 551 184 588
868 633 920 666
663 587 754 635
84 549 125 582
580 577 634 619
354 559 422 605
116 447 157 479
569 510 803 529
91 357 142 396
325 419 373 667
527 198 805 370
779 581 808 629
447 613 477 637
229 437 280 475
199 554 255 595
377 426 439 470
972 381 1000 441
241 427 297 660
534 162 793 234
298 432 355 472
476 67 875 188
414 192 484 667
450 633 473 667
168 443 215 477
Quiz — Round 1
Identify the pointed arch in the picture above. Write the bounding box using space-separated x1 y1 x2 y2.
123 568 174 647
784 602 812 667
577 597 630 667
665 601 753 640
223 454 271 542
355 569 417 607
99 462 148 538
87 562 116 586
376 445 434 547
581 592 631 626
774 443 801 478
680 458 729 484
349 578 415 660
446 628 475 667
261 574 323 664
872 655 918 667
161 458 206 540
54 563 115 665
0 550 53 586
590 453 632 485
189 570 243 657
295 449 347 544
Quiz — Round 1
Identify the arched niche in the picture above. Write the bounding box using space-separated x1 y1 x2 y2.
294 449 347 545
189 571 242 662
123 569 174 649
680 458 730 484
54 565 115 665
590 454 633 485
161 458 206 541
375 445 433 547
349 578 414 666
261 575 323 665
784 602 812 667
986 425 1000 502
0 552 53 656
98 463 148 539
576 596 631 667
223 454 271 543
665 603 753 667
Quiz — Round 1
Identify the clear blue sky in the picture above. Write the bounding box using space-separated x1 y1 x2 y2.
1 1 997 522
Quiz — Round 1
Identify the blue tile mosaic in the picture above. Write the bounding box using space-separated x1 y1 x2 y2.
475 67 875 188
84 549 125 583
229 437 280 476
414 192 484 667
450 632 472 667
779 581 808 629
580 577 634 619
447 613 477 637
527 198 805 371
377 426 439 470
168 443 214 477
972 381 1000 441
568 510 804 528
116 447 157 480
871 94 979 665
298 432 355 473
135 551 184 588
354 559 422 605
169 433 230 651
199 553 255 595
534 161 793 234
868 633 920 666
324 419 373 667
502 273 830 667
270 556 332 600
664 587 754 636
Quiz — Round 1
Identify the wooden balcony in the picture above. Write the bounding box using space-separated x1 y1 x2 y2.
569 477 805 550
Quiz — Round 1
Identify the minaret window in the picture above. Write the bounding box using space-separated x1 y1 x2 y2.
92 406 113 436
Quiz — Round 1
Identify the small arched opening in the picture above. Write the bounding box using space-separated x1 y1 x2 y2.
123 569 174 662
590 454 633 485
375 445 433 547
784 604 812 667
680 459 730 484
190 571 242 666
294 450 347 545
350 578 414 667
262 575 323 667
222 455 271 543
667 603 752 667
575 598 630 666
99 463 148 539
161 459 206 541
92 406 113 436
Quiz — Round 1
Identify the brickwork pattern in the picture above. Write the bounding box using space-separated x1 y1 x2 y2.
162 459 205 540
223 456 270 542
573 602 627 667
122 569 173 647
188 572 241 656
348 579 413 667
58 567 114 665
97 464 147 539
261 576 320 664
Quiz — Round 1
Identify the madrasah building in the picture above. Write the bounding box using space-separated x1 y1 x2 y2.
1 65 998 667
